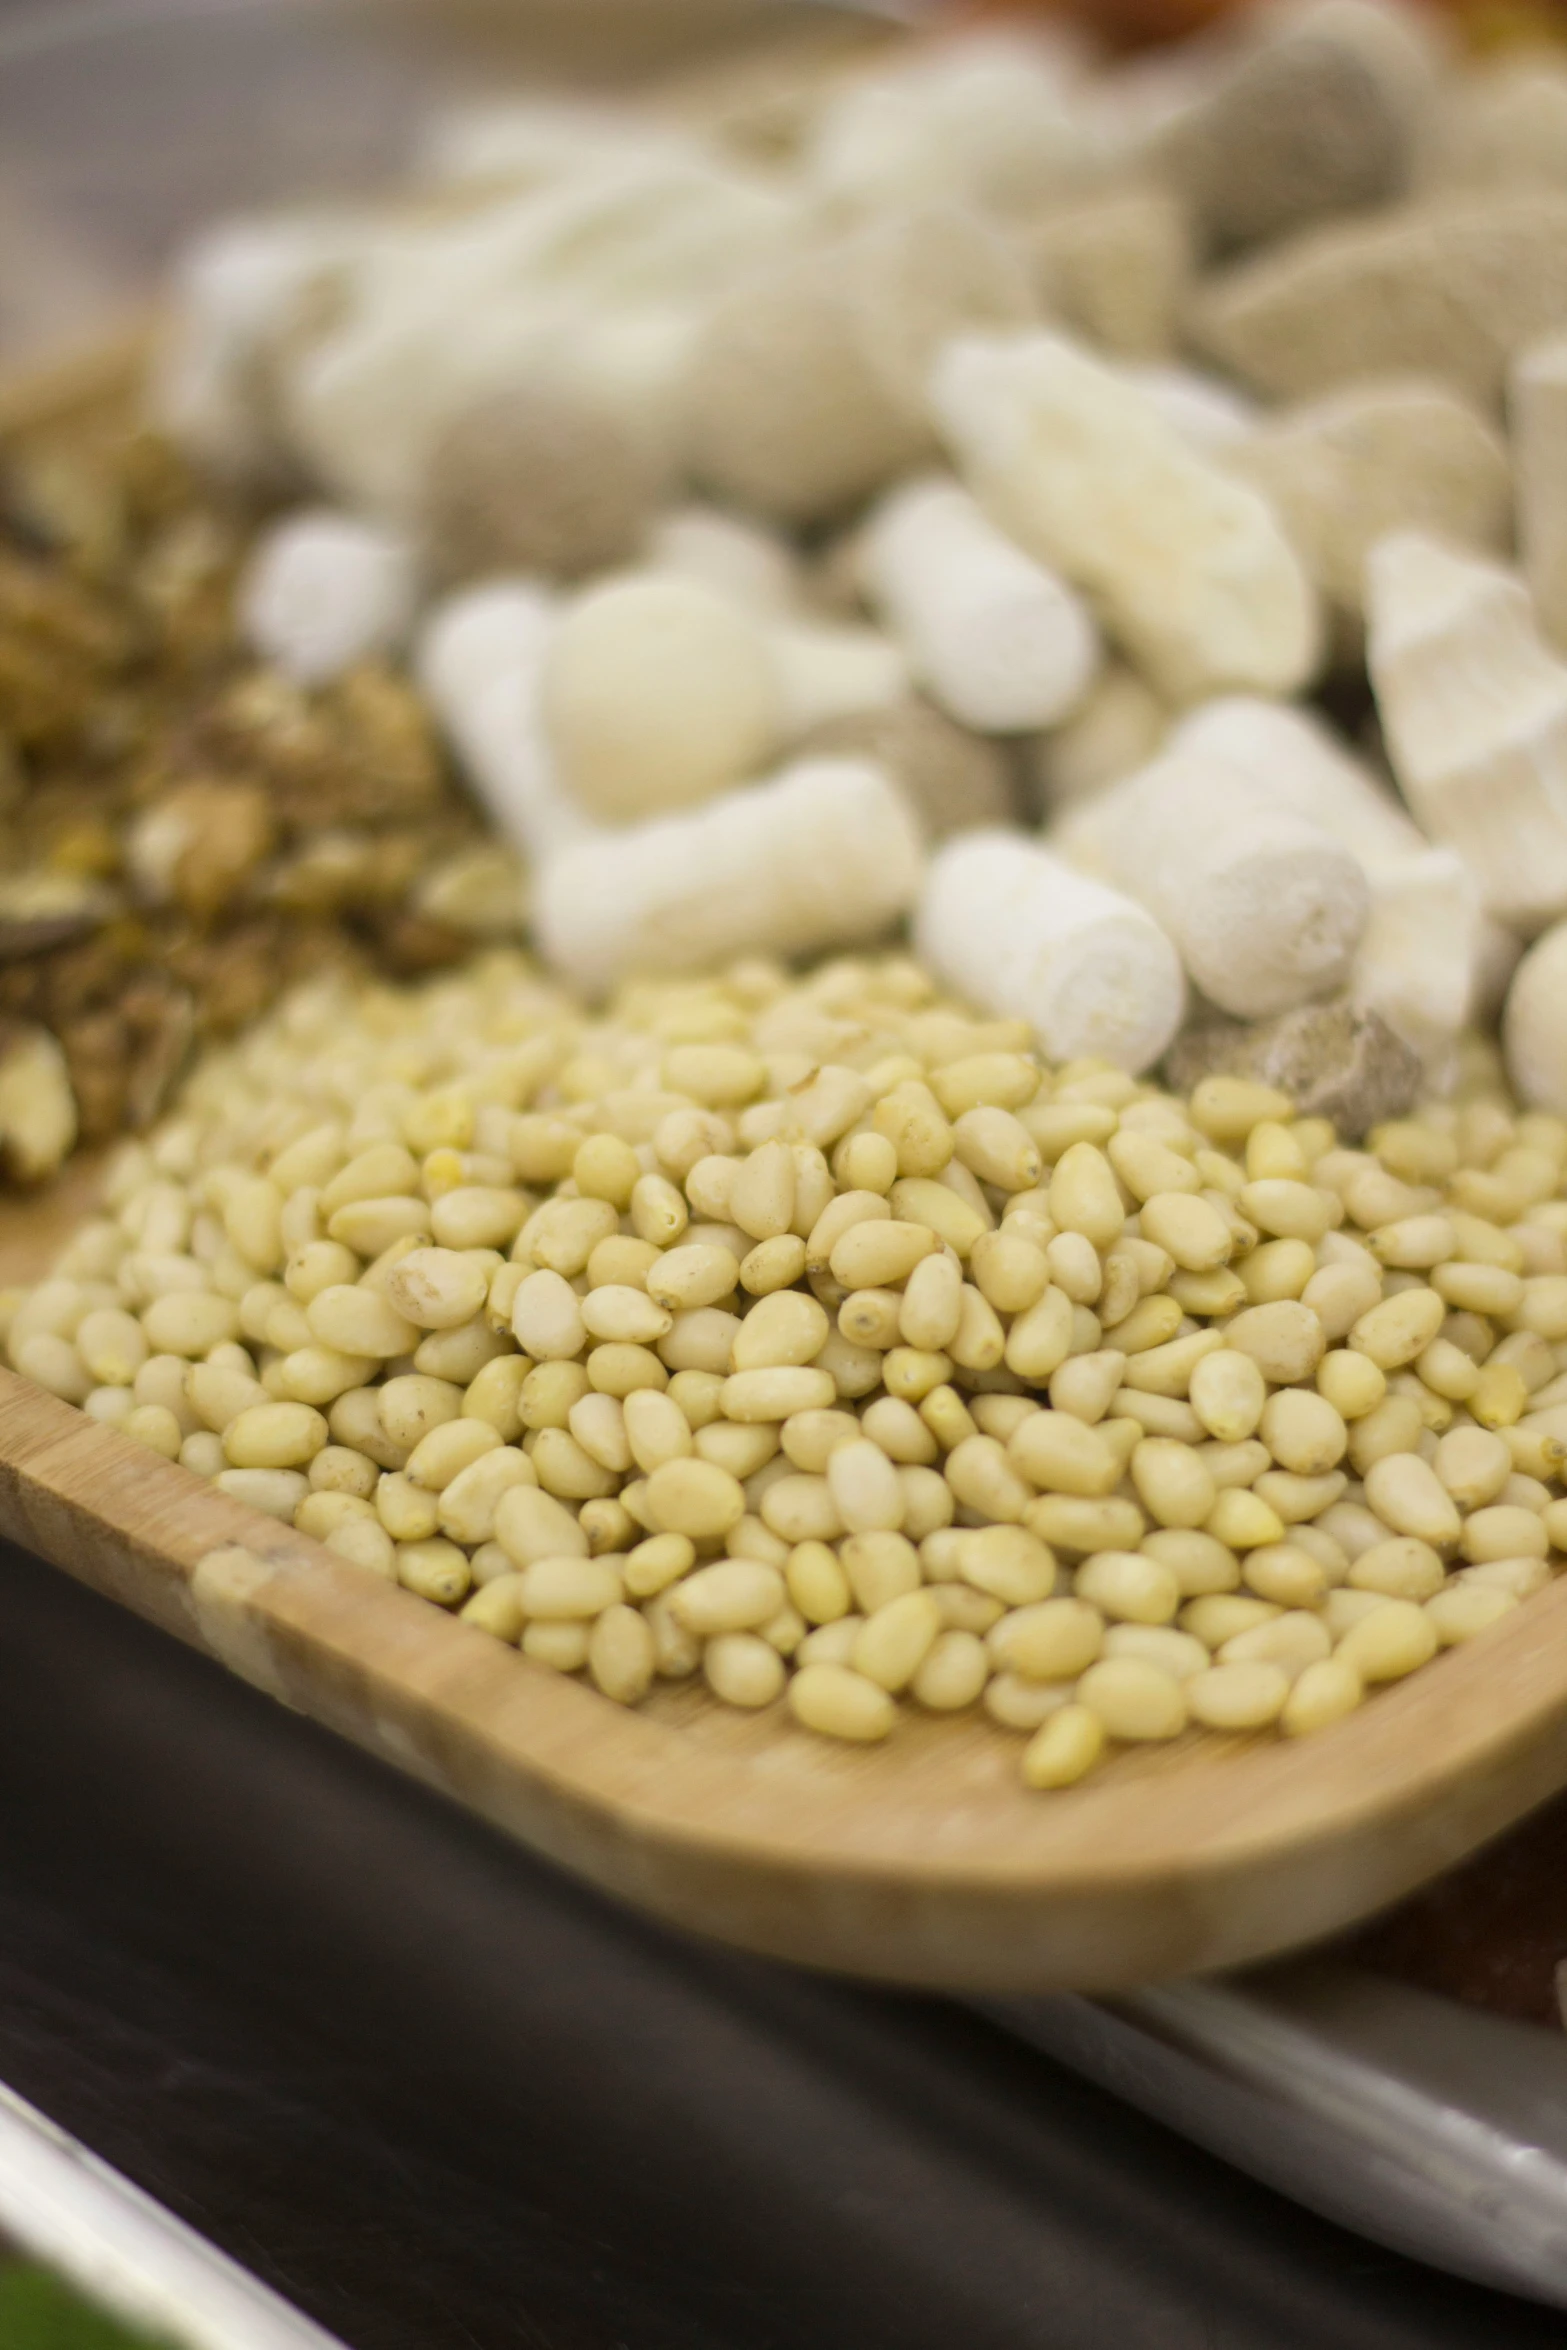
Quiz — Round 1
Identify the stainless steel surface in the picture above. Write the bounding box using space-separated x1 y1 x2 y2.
0 0 892 359
0 2079 345 2350
993 1966 1567 2309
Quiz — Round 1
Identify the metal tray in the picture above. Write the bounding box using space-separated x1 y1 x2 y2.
994 1967 1567 2310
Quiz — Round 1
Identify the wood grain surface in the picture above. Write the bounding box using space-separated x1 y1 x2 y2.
4 1349 1567 1993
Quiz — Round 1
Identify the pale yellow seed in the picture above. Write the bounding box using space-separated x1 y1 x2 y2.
703 1632 786 1709
1472 1361 1528 1430
76 1307 149 1387
1316 1349 1386 1420
438 1447 537 1546
1205 1488 1285 1550
1219 1610 1331 1680
493 1482 589 1568
396 1537 472 1608
1187 1661 1289 1731
623 1532 697 1599
1242 1544 1327 1608
1335 1598 1438 1682
731 1289 830 1371
523 1620 593 1672
670 1559 785 1636
1426 1584 1519 1645
909 1629 989 1711
1460 1504 1548 1563
829 1220 937 1291
740 1235 807 1295
1223 1301 1325 1385
788 1663 896 1742
1463 1556 1550 1598
383 1247 489 1332
1077 1657 1186 1742
1130 1439 1215 1530
988 1597 1103 1681
1007 1409 1121 1497
784 1538 851 1625
1047 1143 1125 1249
1349 1288 1444 1372
323 1516 398 1579
1027 1494 1146 1555
1003 1286 1075 1382
958 1524 1057 1607
405 1415 502 1491
1348 1536 1445 1601
646 1244 739 1313
1180 1593 1278 1647
1075 1549 1179 1626
970 1230 1051 1316
644 1456 746 1539
1280 1656 1364 1736
223 1400 328 1470
945 1434 1033 1523
898 1251 964 1351
124 1402 183 1458
1261 1389 1347 1476
214 1466 308 1518
1362 1452 1461 1547
1144 1528 1240 1596
515 1554 621 1621
141 1292 241 1358
623 1387 693 1474
851 1588 942 1692
1020 1703 1104 1788
304 1284 416 1360
459 1575 528 1642
722 1367 838 1423
580 1285 673 1347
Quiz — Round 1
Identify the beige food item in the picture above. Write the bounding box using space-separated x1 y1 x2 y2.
1366 532 1567 935
860 474 1100 734
1055 749 1370 1020
930 329 1321 703
540 573 780 822
1156 0 1435 255
685 204 1035 525
917 832 1186 1073
423 376 666 584
1510 333 1567 653
1191 191 1567 412
534 756 925 995
1021 184 1192 360
1228 377 1512 644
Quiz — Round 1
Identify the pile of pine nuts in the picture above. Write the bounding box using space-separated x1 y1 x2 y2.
8 948 1567 1789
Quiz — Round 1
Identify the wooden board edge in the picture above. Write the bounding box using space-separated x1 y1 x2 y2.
6 1367 1567 1992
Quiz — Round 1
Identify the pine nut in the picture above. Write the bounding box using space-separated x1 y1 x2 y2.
959 1524 1059 1607
1426 1585 1519 1645
224 1401 328 1470
788 1663 896 1742
1131 1438 1215 1529
1348 1536 1445 1601
989 1597 1103 1680
852 1589 942 1692
730 1288 830 1370
670 1559 785 1636
1075 1550 1180 1626
637 1457 745 1539
1363 1453 1462 1546
703 1633 785 1709
1335 1598 1439 1683
1280 1656 1363 1736
1078 1657 1187 1742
